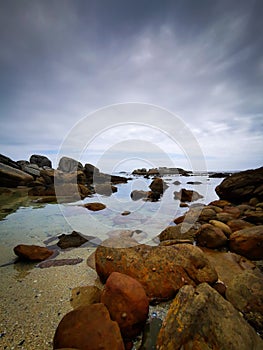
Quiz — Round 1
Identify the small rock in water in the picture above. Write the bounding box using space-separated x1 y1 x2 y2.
37 257 83 268
57 231 91 249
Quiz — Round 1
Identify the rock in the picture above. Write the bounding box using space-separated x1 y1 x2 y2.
227 219 254 232
179 202 188 207
209 219 232 236
53 303 125 350
0 163 34 187
173 215 185 224
209 172 231 178
55 184 92 199
215 167 263 203
229 225 263 260
159 223 198 243
101 272 149 339
57 231 90 249
110 175 128 185
84 202 106 211
244 209 263 224
174 188 203 202
30 154 52 168
209 199 232 207
84 163 100 177
14 244 54 261
21 163 41 177
216 211 237 223
58 156 83 173
70 285 102 309
95 243 218 302
37 258 83 268
0 154 20 169
121 211 131 216
223 205 241 219
149 178 168 194
132 168 148 176
173 180 181 185
201 248 257 287
94 183 117 196
130 190 149 201
198 207 217 221
156 283 263 350
186 181 202 185
195 223 228 248
226 270 263 335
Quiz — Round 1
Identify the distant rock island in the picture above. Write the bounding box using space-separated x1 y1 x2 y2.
132 166 192 177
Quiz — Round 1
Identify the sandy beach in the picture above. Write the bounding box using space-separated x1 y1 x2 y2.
0 247 97 350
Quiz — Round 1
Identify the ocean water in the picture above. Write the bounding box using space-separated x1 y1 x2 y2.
0 175 222 265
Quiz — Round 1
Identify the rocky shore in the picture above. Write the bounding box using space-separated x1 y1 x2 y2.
1 155 263 349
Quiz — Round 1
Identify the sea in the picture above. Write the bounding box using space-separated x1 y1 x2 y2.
0 174 223 266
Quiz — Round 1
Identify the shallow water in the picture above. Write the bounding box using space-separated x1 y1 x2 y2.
0 175 222 265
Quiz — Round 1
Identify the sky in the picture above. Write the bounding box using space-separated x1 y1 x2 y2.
0 0 262 172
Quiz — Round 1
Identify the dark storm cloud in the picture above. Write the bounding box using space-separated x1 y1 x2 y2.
0 0 262 170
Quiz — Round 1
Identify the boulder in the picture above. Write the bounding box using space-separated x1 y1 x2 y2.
14 244 54 261
20 163 41 177
226 270 263 335
94 183 117 196
229 225 263 260
70 285 102 309
53 303 125 350
0 154 20 169
159 223 198 243
57 231 90 249
226 219 254 232
156 283 263 350
95 243 218 302
130 190 149 201
29 154 52 168
84 202 106 211
84 163 100 177
58 157 83 173
215 167 263 203
195 223 228 248
101 272 149 339
244 209 263 224
149 178 168 194
198 207 217 221
174 188 203 202
209 219 232 236
0 163 34 187
110 175 128 185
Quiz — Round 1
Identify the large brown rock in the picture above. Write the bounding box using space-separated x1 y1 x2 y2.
30 154 52 168
0 163 34 187
229 225 263 260
94 183 117 196
195 223 228 249
84 202 106 211
159 223 198 243
53 303 124 350
215 167 263 203
227 219 254 232
226 270 263 335
174 188 203 202
101 272 149 339
95 243 218 302
14 244 54 261
156 283 263 350
149 178 168 194
58 157 83 173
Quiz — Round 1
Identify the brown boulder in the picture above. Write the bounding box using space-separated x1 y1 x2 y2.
174 188 203 202
57 156 83 173
149 178 168 194
159 223 198 243
198 207 217 221
70 285 102 309
215 167 263 203
195 223 228 249
84 202 106 211
227 219 254 232
101 272 149 339
226 270 263 335
94 183 117 196
244 209 263 224
0 163 34 187
53 303 124 350
95 243 218 302
229 225 263 260
130 190 149 200
14 244 54 261
156 283 263 350
209 219 232 236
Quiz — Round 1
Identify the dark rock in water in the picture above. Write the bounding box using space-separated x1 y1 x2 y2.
95 243 217 302
94 183 117 196
37 257 83 268
229 225 263 260
215 167 263 203
0 163 34 187
121 211 131 216
110 174 128 184
58 156 83 173
29 154 52 168
14 244 54 261
57 231 94 249
149 178 168 194
186 181 202 185
156 283 263 350
101 272 149 339
53 303 125 350
209 172 231 178
173 180 181 185
130 190 149 201
0 154 20 169
83 202 106 211
226 270 263 336
174 188 203 202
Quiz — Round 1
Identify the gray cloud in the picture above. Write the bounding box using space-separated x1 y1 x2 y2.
0 0 262 171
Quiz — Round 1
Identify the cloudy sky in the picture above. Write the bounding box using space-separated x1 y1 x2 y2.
0 0 262 172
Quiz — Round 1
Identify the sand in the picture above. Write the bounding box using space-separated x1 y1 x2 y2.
0 247 98 350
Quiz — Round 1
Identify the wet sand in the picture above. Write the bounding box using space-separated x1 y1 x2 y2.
0 247 97 350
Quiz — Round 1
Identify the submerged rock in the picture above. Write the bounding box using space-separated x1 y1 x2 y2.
37 257 83 268
83 202 106 211
57 231 90 249
156 283 263 350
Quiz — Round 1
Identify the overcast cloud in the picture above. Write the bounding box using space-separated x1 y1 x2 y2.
0 0 262 171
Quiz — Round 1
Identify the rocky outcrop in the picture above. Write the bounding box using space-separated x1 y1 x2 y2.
14 244 54 261
0 154 20 169
94 183 117 196
58 156 83 173
215 167 263 203
101 272 149 339
229 225 263 260
0 163 34 187
53 303 125 350
29 154 52 168
95 243 218 302
156 283 263 350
